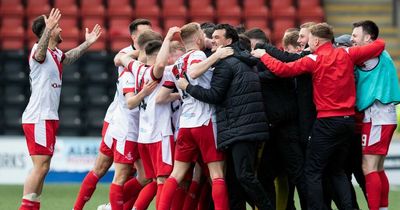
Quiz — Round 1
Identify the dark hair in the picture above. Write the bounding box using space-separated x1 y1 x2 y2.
137 30 163 49
235 24 246 34
239 34 251 51
214 24 239 43
352 20 379 40
244 28 270 44
32 16 46 39
200 22 215 39
283 31 300 48
144 40 162 55
129 19 152 35
200 22 215 30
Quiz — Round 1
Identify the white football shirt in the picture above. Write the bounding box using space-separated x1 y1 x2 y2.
22 43 64 123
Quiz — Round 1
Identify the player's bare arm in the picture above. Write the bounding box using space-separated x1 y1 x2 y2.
114 49 140 66
156 87 180 104
33 8 61 62
126 81 158 109
120 50 138 68
63 24 102 65
188 46 233 79
154 27 181 79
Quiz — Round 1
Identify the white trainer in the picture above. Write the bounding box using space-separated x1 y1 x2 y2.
97 203 112 210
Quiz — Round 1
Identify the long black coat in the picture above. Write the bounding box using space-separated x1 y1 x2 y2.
186 42 269 150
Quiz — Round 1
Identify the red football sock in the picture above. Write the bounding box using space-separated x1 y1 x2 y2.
122 178 143 210
156 183 164 210
133 181 157 210
158 178 178 210
32 201 40 210
198 181 211 210
171 185 187 210
212 178 230 210
19 198 38 210
183 181 200 210
366 171 382 210
73 171 99 210
378 170 389 208
110 183 124 210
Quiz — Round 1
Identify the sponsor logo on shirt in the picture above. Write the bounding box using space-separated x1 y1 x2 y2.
51 83 62 88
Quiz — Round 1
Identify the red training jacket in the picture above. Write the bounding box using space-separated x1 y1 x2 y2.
260 39 385 118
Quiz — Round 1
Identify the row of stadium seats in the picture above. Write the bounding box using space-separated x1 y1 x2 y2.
0 0 324 51
0 51 118 136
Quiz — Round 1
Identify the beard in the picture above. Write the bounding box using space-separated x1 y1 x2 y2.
56 34 63 44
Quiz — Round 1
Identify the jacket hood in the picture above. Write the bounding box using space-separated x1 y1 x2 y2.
230 41 258 67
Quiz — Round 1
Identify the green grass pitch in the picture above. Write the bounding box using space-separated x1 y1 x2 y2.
1 184 399 209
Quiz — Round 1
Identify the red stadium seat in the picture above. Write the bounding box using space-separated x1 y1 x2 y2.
245 19 269 29
81 5 105 18
298 0 321 8
298 7 324 23
110 39 132 52
108 18 131 40
0 0 24 17
163 18 186 30
189 4 215 23
188 0 211 7
216 3 241 25
59 38 79 51
107 0 133 18
216 0 238 8
243 0 265 7
81 17 107 51
108 18 131 52
217 18 241 26
272 18 295 44
26 0 51 20
162 0 185 7
108 0 131 7
243 5 269 20
135 0 158 6
59 18 80 39
0 25 24 50
53 0 79 17
270 0 296 19
162 5 187 19
135 5 160 23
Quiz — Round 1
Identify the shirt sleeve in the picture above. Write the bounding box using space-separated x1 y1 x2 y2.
162 67 176 89
188 51 207 66
120 70 136 94
347 38 385 65
260 53 315 77
127 60 142 73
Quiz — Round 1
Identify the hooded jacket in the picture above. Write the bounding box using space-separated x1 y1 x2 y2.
186 42 269 150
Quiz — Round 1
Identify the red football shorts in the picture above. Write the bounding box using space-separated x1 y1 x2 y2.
138 135 175 179
175 120 224 164
361 122 397 155
22 120 59 156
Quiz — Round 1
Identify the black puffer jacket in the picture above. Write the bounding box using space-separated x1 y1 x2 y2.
186 42 269 150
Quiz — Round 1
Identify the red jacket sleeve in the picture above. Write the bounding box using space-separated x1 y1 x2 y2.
260 53 314 77
347 38 385 65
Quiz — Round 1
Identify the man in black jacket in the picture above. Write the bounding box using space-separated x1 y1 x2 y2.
177 24 273 210
247 28 308 210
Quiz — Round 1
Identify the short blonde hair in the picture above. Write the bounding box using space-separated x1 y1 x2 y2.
309 23 334 41
169 40 185 53
300 22 317 29
180 22 201 43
